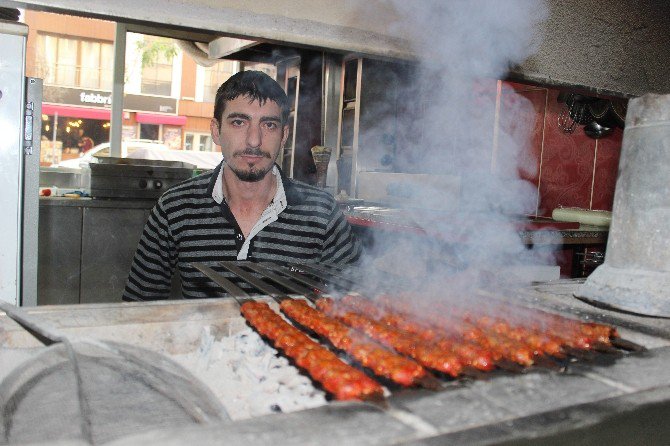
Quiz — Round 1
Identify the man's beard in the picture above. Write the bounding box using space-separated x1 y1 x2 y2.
230 148 276 182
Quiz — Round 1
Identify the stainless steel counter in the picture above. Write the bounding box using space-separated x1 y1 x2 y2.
37 197 166 305
39 196 157 209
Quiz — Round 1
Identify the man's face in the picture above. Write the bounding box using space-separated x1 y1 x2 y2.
211 95 288 182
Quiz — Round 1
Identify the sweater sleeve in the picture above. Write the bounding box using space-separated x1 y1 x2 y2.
122 200 176 301
319 204 362 266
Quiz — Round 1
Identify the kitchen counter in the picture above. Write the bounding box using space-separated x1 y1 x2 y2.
37 196 172 305
343 205 608 246
39 196 157 209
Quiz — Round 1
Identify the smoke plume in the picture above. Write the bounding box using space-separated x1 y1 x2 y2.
347 0 553 296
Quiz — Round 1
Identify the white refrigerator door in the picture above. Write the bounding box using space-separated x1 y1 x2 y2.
0 22 28 305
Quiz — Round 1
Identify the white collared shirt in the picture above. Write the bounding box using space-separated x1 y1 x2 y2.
212 163 287 260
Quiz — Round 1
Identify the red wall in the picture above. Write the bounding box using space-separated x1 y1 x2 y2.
500 81 622 217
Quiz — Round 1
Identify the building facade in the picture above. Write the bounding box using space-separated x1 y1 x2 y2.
24 11 271 165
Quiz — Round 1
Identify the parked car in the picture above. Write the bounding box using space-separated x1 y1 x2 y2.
58 140 222 170
58 140 168 169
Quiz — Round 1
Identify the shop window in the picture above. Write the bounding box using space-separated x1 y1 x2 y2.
198 135 213 152
185 132 213 151
35 33 113 90
139 123 160 141
140 36 176 96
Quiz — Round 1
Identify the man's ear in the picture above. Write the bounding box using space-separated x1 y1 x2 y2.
210 119 221 145
281 124 290 147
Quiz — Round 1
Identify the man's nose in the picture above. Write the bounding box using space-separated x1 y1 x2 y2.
246 123 262 148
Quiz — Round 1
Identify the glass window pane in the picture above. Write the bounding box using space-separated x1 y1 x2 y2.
185 134 194 151
140 124 159 141
80 41 101 88
203 61 236 103
203 135 212 152
99 43 114 90
36 34 113 90
35 34 57 84
157 64 171 82
56 38 77 86
140 36 175 96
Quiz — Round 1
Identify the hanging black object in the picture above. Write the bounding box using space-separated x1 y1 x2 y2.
583 120 614 138
557 93 595 134
588 98 628 129
558 92 628 139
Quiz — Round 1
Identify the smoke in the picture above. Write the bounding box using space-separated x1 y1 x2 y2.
348 0 553 294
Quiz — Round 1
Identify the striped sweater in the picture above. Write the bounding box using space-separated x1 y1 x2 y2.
123 163 361 300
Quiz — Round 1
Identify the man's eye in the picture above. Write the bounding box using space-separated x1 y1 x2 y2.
230 119 245 127
263 122 278 130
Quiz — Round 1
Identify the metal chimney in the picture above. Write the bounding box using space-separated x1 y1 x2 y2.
576 93 670 317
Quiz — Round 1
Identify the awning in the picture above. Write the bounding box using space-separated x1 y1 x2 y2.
136 113 187 126
42 105 188 126
42 103 111 120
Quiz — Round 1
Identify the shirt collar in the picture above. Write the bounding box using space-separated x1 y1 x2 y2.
211 161 286 209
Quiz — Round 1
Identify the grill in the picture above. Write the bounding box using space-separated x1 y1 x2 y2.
191 261 646 401
89 157 195 199
169 262 670 445
2 273 670 444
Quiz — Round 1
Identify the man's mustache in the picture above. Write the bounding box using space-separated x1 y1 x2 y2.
233 148 272 159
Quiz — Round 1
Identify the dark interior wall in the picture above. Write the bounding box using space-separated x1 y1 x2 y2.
292 50 323 183
512 0 670 97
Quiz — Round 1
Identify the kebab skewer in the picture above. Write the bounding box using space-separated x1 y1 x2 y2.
434 297 620 353
316 297 470 377
240 301 384 401
279 298 439 388
374 293 625 358
342 294 539 368
441 293 619 351
337 294 510 371
384 295 583 361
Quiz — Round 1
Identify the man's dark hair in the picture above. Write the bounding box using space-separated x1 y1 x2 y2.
213 70 290 127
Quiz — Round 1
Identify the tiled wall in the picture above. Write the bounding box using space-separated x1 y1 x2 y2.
500 82 623 218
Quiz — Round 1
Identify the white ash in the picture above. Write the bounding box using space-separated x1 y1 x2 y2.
169 326 327 420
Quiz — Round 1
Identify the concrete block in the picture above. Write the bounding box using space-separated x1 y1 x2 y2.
466 370 622 418
108 402 419 446
391 385 515 433
571 346 670 391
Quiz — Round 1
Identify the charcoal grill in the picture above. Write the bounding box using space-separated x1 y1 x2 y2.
2 275 670 445
191 261 646 387
150 262 669 445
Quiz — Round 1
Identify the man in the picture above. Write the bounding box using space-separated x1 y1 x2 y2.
123 71 361 301
76 128 94 153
